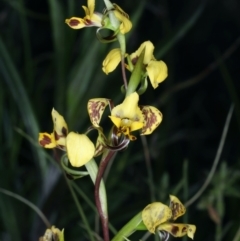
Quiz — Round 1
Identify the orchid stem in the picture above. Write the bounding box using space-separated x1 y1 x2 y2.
121 56 128 90
95 150 115 241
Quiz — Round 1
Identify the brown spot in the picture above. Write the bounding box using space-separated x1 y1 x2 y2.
132 56 138 65
69 19 80 26
182 226 187 233
54 131 60 141
171 202 180 218
171 225 179 235
85 19 92 25
39 134 52 147
62 127 67 137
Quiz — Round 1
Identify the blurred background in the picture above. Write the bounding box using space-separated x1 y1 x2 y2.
0 0 240 240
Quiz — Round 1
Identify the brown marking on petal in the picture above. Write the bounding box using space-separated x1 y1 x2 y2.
182 226 187 233
171 225 179 235
39 134 52 147
132 56 138 65
170 202 180 219
141 107 160 133
85 19 92 25
54 130 60 141
69 19 81 26
62 127 67 137
88 100 107 125
169 201 185 220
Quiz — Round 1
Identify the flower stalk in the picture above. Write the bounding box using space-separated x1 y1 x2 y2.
94 150 116 241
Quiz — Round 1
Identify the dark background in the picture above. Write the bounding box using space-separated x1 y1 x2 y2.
0 0 240 240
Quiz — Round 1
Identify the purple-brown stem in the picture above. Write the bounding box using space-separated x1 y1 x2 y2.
121 56 128 90
94 150 115 241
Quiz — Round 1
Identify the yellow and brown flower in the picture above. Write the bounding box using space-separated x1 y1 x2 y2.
142 195 196 239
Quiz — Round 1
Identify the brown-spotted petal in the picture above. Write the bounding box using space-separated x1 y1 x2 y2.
158 223 196 239
140 105 163 135
65 17 86 29
51 108 68 137
169 195 186 220
88 98 110 127
142 202 172 234
39 133 56 148
94 128 107 156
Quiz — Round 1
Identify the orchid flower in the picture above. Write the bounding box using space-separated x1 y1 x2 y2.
39 109 95 167
142 195 196 239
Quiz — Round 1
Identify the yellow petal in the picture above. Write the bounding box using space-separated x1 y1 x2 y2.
39 132 56 148
82 5 90 16
109 116 122 128
88 98 110 127
65 17 86 29
169 195 186 220
146 60 168 89
141 106 162 135
142 202 172 233
66 132 95 167
130 120 144 132
130 41 154 65
87 0 95 16
158 223 196 239
102 48 121 74
113 10 132 34
51 108 68 137
111 92 144 123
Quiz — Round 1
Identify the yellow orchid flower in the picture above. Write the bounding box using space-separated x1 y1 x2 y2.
142 195 196 239
109 92 162 140
39 226 64 241
39 109 95 167
65 0 103 29
102 41 167 89
109 92 144 141
129 41 168 89
87 93 162 142
39 108 68 151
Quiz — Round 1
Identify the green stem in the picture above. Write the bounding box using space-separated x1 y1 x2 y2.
64 175 95 241
111 212 143 241
126 49 145 96
103 0 119 29
103 0 127 89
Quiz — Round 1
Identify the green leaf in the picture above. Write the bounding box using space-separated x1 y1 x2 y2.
111 211 144 241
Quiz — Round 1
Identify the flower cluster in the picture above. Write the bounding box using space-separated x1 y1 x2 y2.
102 41 168 89
38 0 196 240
